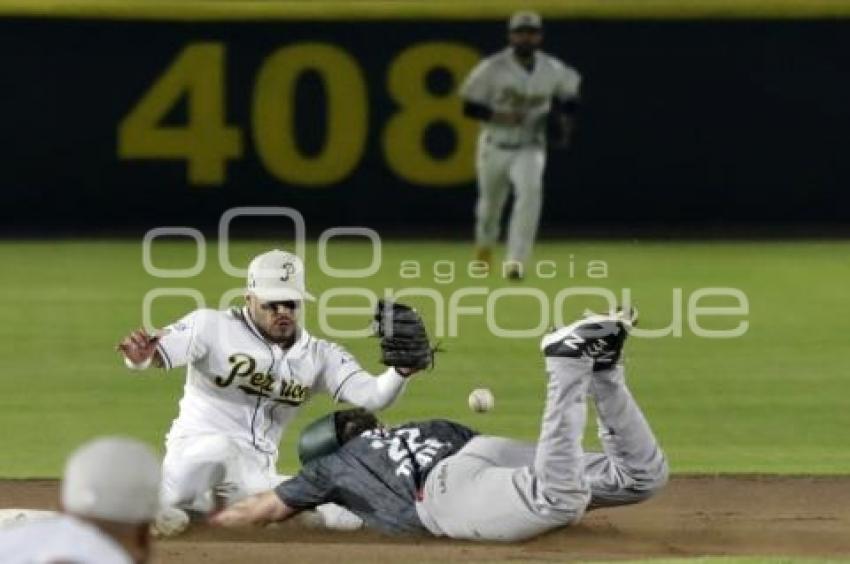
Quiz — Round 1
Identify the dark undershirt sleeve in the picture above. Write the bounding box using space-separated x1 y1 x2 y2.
274 459 336 510
463 100 494 121
553 97 580 115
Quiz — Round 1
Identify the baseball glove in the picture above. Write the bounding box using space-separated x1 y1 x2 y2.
373 299 435 371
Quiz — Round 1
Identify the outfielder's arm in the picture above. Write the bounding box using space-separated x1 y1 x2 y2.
548 62 582 148
547 97 580 149
460 59 523 126
463 100 524 125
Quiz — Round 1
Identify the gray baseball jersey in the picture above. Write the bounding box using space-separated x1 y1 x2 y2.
460 47 581 146
275 420 477 534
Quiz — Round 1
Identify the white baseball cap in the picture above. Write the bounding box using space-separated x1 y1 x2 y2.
508 10 543 31
61 437 161 524
247 249 315 302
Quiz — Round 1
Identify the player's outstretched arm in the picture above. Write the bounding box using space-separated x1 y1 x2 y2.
116 328 163 370
335 368 409 411
210 491 296 528
324 300 434 410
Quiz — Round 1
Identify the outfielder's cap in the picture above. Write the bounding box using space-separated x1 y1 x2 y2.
508 10 543 31
61 437 161 524
247 249 315 302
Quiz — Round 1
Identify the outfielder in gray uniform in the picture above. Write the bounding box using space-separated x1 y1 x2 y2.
462 10 581 280
212 310 668 541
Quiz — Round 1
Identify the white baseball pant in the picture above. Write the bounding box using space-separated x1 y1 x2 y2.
160 434 362 530
415 358 668 541
474 137 546 267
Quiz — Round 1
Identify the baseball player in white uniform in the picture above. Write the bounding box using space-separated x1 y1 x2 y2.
117 249 419 535
0 436 161 564
461 11 581 280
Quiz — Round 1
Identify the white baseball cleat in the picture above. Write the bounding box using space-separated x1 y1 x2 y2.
151 506 190 538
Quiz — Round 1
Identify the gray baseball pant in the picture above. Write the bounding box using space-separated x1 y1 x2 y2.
415 357 668 541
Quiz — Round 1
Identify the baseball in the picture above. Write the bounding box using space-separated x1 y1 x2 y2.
468 388 495 413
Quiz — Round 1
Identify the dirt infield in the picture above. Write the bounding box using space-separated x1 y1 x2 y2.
2 476 849 562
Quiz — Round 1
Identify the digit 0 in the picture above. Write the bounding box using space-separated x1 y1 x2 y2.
383 42 481 186
252 43 368 186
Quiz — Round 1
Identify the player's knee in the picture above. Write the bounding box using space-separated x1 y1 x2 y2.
537 482 591 519
628 457 669 501
512 187 543 211
515 177 543 194
651 457 670 492
477 196 502 215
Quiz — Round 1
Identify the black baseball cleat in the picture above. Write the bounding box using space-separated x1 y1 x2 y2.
591 307 637 370
505 265 523 281
541 307 637 369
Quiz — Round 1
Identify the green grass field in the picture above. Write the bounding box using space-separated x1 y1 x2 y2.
1 239 848 477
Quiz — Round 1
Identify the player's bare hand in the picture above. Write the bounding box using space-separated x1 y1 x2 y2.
117 328 160 364
210 491 290 527
395 366 418 378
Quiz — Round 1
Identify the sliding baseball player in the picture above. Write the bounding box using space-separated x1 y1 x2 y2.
211 309 668 541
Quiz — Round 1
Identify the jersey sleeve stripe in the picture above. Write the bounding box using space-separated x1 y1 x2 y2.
156 342 173 370
332 369 367 402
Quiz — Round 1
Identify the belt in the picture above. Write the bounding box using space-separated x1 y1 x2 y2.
485 135 532 151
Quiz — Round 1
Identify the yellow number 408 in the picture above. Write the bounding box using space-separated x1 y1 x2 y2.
118 41 480 188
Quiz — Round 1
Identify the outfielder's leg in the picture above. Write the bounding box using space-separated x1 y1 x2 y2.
416 343 592 541
505 147 546 267
474 142 513 256
583 364 669 508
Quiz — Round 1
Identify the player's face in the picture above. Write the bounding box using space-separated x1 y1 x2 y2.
509 28 543 58
246 295 301 342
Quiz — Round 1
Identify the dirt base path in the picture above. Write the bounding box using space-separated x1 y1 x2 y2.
3 476 849 562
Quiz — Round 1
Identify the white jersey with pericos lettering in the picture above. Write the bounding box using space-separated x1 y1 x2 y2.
155 307 396 454
0 515 132 564
460 48 581 146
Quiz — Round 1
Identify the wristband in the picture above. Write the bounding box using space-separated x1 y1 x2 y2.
124 355 152 371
